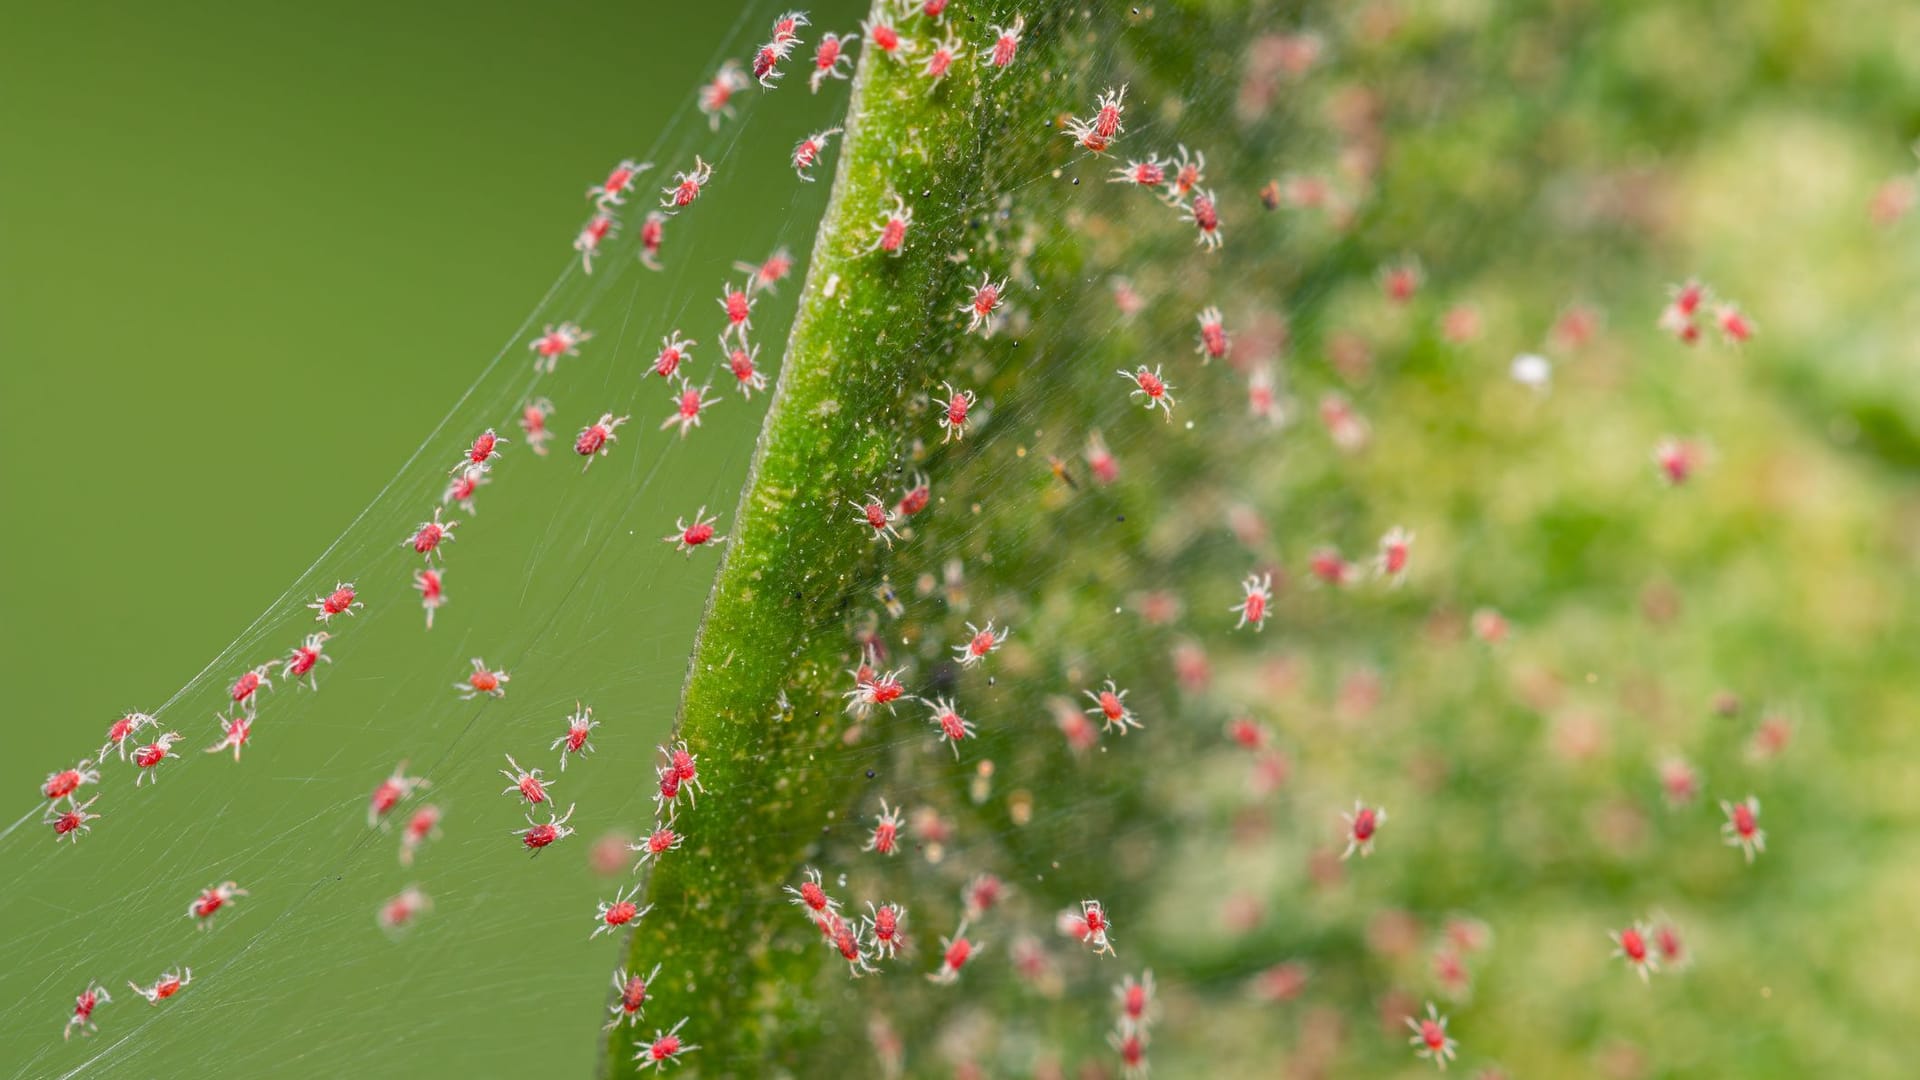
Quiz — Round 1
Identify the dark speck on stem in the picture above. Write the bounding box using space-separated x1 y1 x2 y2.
865 769 876 779
1116 515 1126 522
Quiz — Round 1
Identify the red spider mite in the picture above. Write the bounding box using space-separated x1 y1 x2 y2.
1112 1028 1149 1078
606 962 663 1030
1084 679 1141 734
368 762 427 828
444 464 488 513
918 0 950 19
1166 144 1206 202
1119 365 1176 419
1234 572 1273 630
661 380 720 437
101 711 156 761
850 493 901 547
47 795 101 844
1380 257 1424 304
413 567 446 629
718 276 756 341
205 712 252 761
864 901 906 960
1111 154 1168 188
593 883 652 940
771 10 808 46
1185 187 1223 249
953 620 1007 667
1086 431 1119 484
500 753 555 805
665 507 724 555
1052 696 1099 752
935 380 976 442
1408 1004 1457 1069
456 657 509 700
132 732 183 785
308 582 362 623
1613 921 1657 981
1721 796 1765 862
862 16 908 59
461 428 505 470
1377 527 1413 583
925 696 976 756
530 322 592 374
728 343 767 396
961 272 1007 335
1248 364 1280 423
793 127 842 179
928 921 975 984
574 211 616 273
1061 898 1115 956
398 804 441 866
786 867 839 918
810 34 856 93
661 157 713 212
1227 717 1271 751
1717 303 1756 344
982 15 1023 72
128 968 190 1006
1655 437 1701 485
517 802 575 852
844 665 907 717
284 631 331 689
229 663 273 708
551 703 598 769
1196 306 1230 362
42 760 100 802
518 398 554 455
635 1018 697 1070
651 331 696 380
752 40 790 87
187 880 247 928
897 472 931 517
1117 971 1155 1026
405 508 458 560
1343 801 1385 859
65 980 111 1040
639 212 666 270
866 799 903 856
591 158 652 209
1065 85 1127 153
922 31 962 84
698 61 749 130
1309 547 1354 586
829 912 877 976
574 412 631 469
869 193 912 255
632 825 683 867
378 886 430 933
736 248 795 293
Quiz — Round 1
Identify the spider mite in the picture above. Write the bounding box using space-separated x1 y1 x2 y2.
810 34 856 92
42 760 100 803
1228 568 1274 626
368 761 427 828
865 799 903 856
590 158 652 209
698 61 749 130
606 963 663 1029
574 412 631 470
500 753 556 805
530 322 592 374
728 343 767 396
664 507 724 555
47 795 101 844
1653 919 1689 969
1086 431 1119 484
378 886 431 934
1407 1003 1457 1069
456 658 509 700
229 663 273 709
961 272 1008 335
1184 187 1223 249
844 665 907 717
718 277 757 341
660 156 714 212
64 981 111 1041
1059 898 1115 956
631 825 683 867
1612 921 1658 981
1084 679 1142 735
1064 84 1127 153
132 732 183 785
1377 527 1413 584
1116 970 1155 1028
635 1018 698 1070
1052 696 1099 753
1310 547 1356 587
284 631 331 689
574 211 616 273
1111 153 1169 189
925 697 977 757
651 331 696 380
736 247 796 293
868 193 912 255
459 427 506 470
826 910 877 976
443 464 487 513
413 567 446 629
398 803 441 866
752 39 792 87
1119 365 1176 419
863 901 906 959
205 712 252 761
405 508 458 561
1166 144 1207 203
1248 364 1282 424
101 711 156 761
550 703 598 769
128 968 190 1006
861 15 909 60
792 127 842 179
953 620 1007 667
927 920 976 984
1227 717 1272 751
1320 392 1371 451
786 867 839 920
308 582 362 623
517 398 554 455
917 0 950 19
936 381 976 442
1379 257 1424 304
981 15 1023 72
1654 437 1701 485
187 880 248 929
1721 796 1765 862
659 739 703 807
921 30 962 84
592 883 653 940
516 802 575 852
1112 1027 1149 1079
1342 801 1385 859
1195 306 1230 362
850 493 902 547
662 379 720 438
638 212 666 270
